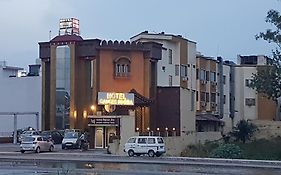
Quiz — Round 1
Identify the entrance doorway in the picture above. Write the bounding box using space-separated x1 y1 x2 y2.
95 127 103 148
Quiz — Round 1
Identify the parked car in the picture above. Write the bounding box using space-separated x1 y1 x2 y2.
12 127 36 143
40 130 64 144
19 130 40 143
61 131 82 149
124 136 166 157
20 135 54 153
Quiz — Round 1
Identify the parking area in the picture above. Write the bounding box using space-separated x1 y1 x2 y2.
0 143 108 155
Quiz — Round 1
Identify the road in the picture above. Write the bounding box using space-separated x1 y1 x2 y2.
0 143 281 174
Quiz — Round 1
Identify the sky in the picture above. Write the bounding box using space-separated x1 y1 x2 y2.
0 0 280 70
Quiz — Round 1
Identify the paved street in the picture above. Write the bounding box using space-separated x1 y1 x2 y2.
0 143 281 174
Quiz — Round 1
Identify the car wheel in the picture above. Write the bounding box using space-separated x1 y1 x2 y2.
20 150 25 153
148 150 155 157
128 150 134 157
35 147 40 153
49 145 54 152
62 145 65 149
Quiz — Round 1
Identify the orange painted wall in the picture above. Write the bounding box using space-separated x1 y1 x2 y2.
98 50 146 97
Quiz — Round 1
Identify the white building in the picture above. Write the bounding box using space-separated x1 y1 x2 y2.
234 55 276 125
131 31 197 134
0 61 42 137
220 60 235 132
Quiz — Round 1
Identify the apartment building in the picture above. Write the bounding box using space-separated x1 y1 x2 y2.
131 31 197 135
234 55 276 125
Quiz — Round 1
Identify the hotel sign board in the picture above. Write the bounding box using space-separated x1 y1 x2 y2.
98 92 134 106
88 118 119 126
59 18 80 35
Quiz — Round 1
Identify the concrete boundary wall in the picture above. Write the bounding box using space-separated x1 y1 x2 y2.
109 131 222 156
164 132 222 156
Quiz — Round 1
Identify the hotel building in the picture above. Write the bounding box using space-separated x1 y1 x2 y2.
39 18 162 148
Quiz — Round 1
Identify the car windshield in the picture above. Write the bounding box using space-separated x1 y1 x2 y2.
64 132 78 138
41 131 51 135
23 137 35 142
23 131 33 135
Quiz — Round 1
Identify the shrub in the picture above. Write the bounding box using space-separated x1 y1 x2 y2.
231 120 257 143
210 143 242 159
180 142 219 157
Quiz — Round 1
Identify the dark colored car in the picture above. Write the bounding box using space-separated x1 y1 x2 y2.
40 130 64 144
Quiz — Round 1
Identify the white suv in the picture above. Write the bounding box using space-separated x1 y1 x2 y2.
124 136 165 157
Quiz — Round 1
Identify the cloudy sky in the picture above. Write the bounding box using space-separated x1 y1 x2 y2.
0 0 280 69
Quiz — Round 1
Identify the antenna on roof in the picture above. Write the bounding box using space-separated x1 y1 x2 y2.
49 30 51 40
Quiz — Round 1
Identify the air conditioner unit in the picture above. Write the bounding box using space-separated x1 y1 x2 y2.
211 81 216 86
200 80 206 85
182 77 188 81
200 101 206 107
211 103 216 108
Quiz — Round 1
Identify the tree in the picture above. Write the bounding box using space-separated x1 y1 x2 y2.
250 9 281 102
231 120 257 143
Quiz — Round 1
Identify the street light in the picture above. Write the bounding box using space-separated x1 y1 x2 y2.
83 110 87 119
90 105 96 115
156 128 160 136
147 127 150 136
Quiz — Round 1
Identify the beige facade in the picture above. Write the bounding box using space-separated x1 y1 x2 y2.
195 55 218 114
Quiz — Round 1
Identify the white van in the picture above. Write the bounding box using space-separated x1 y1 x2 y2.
124 136 165 157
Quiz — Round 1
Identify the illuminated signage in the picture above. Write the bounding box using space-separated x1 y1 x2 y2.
98 92 134 106
88 118 119 126
59 18 80 36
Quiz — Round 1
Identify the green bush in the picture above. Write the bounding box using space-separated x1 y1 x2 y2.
210 144 242 159
231 120 257 143
180 142 219 157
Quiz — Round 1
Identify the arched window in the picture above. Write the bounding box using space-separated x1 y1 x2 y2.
114 57 131 78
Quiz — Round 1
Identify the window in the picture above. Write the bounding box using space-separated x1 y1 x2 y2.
196 69 199 79
211 93 216 103
200 92 206 101
147 138 156 144
191 91 195 111
180 65 188 77
223 75 226 84
210 72 216 82
56 45 71 129
224 95 226 104
175 65 179 76
114 57 131 78
127 137 136 143
168 49 172 64
196 91 198 101
200 69 206 80
206 71 209 81
245 98 255 106
37 137 42 141
206 92 209 102
137 138 147 144
169 75 172 86
245 79 252 87
42 137 48 141
157 138 164 144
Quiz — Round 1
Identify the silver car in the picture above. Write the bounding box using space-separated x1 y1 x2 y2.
20 135 54 153
19 130 40 143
